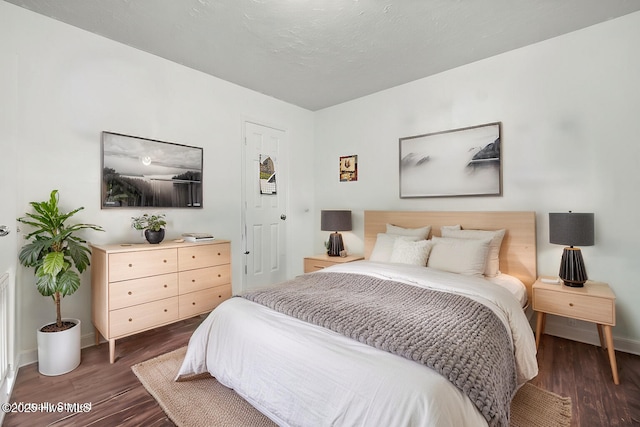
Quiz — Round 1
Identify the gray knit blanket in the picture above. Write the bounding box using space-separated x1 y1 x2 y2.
241 272 517 426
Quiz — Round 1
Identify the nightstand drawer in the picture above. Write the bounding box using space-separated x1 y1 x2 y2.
534 288 615 325
304 259 337 272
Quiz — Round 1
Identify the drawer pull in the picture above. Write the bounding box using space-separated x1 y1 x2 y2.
218 294 222 298
192 279 196 283
128 291 132 295
163 259 167 263
192 302 196 306
569 303 574 307
128 263 133 268
164 309 168 312
164 284 168 288
192 255 196 259
128 318 133 322
217 274 221 278
217 252 221 256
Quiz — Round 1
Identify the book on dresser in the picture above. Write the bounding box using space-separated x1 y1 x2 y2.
90 240 232 363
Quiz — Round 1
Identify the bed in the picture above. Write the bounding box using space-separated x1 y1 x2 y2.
177 211 539 427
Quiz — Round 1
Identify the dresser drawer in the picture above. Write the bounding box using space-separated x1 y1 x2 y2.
178 243 230 271
178 265 230 294
534 288 615 325
109 297 179 337
109 249 177 282
179 285 232 318
109 273 178 310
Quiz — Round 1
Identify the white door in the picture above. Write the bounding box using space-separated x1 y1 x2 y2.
0 54 18 408
242 122 288 291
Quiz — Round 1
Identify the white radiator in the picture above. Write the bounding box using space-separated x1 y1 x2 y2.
0 273 9 392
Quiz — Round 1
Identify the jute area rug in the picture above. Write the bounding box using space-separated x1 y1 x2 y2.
132 347 572 427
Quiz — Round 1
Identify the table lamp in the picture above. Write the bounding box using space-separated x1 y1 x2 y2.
321 210 352 256
549 212 594 287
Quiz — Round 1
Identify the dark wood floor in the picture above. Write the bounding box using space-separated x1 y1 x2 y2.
4 318 640 426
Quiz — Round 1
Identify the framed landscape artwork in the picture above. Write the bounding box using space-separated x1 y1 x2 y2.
101 132 203 208
399 122 502 198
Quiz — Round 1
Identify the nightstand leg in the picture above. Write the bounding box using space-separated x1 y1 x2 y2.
109 339 116 364
602 325 619 385
535 312 546 350
597 324 605 348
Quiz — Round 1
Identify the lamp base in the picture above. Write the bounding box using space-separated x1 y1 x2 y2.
559 247 587 287
326 232 344 257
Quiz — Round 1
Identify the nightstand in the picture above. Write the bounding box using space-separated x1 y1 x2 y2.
303 254 365 273
533 276 618 384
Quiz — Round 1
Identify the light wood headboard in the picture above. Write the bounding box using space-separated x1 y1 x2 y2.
364 211 537 299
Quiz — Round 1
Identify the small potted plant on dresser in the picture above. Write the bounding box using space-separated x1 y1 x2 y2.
131 213 167 244
17 190 103 376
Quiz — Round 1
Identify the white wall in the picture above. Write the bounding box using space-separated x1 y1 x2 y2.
314 12 640 352
0 2 315 365
3 1 639 365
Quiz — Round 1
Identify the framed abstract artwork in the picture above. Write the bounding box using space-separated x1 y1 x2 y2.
399 122 502 198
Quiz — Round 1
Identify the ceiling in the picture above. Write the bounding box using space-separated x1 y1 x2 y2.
6 0 640 111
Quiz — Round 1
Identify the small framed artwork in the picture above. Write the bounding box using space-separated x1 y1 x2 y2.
399 122 502 198
340 155 358 182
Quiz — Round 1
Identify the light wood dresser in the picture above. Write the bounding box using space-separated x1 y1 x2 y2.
91 240 231 363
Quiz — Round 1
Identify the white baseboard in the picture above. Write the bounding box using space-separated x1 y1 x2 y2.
17 331 98 368
531 315 640 356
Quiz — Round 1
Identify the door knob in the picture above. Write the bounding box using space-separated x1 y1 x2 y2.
280 214 287 220
0 226 9 237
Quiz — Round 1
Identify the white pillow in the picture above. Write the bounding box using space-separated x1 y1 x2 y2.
441 228 506 277
386 223 431 239
427 237 491 276
440 224 461 232
369 233 420 262
389 239 433 266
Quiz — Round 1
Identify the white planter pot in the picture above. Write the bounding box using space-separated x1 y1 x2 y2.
36 318 81 376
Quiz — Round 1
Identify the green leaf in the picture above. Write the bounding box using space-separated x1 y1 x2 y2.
42 252 66 278
58 270 81 296
35 267 57 296
18 240 50 267
67 240 91 273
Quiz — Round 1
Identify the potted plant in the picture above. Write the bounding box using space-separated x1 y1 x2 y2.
17 190 104 376
131 213 167 244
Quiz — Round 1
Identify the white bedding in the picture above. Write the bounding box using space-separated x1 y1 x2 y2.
486 273 528 307
177 261 538 427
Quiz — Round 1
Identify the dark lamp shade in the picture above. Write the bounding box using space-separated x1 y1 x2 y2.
549 212 594 247
321 210 352 232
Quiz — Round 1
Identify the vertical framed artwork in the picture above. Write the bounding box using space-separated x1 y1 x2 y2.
259 154 277 194
340 155 358 182
399 122 502 198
